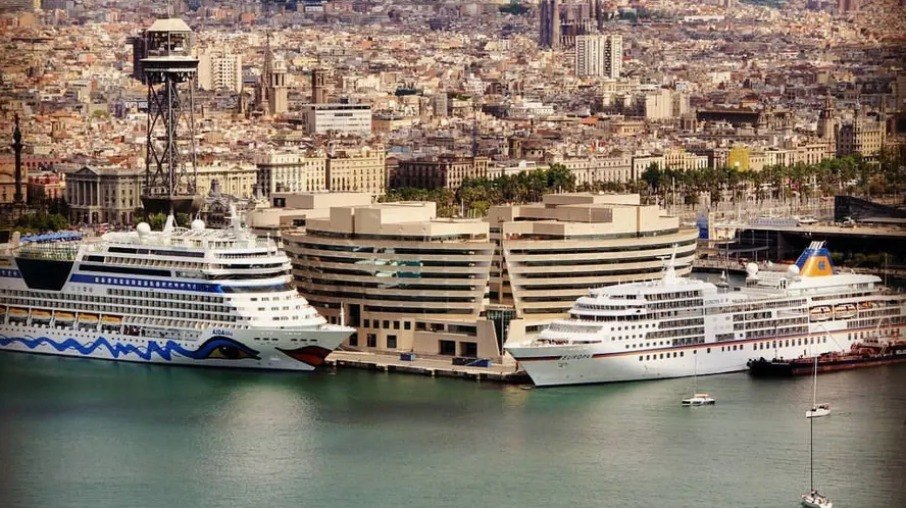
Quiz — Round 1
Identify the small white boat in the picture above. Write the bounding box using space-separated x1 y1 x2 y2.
806 403 831 419
682 355 715 406
717 270 729 289
801 489 833 507
682 393 716 406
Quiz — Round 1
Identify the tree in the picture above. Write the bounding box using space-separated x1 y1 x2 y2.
641 163 663 194
499 0 529 15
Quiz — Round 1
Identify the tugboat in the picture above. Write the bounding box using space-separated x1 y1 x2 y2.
748 340 906 377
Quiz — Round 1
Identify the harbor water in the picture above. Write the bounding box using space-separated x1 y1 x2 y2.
1 353 903 507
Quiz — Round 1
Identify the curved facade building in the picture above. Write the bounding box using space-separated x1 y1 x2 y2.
487 193 698 341
283 193 698 359
284 202 498 357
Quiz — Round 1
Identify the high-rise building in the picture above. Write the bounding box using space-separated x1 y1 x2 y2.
604 34 622 79
197 48 242 93
575 34 603 77
574 34 621 78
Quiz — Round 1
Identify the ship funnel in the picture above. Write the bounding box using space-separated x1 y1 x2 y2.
794 241 834 277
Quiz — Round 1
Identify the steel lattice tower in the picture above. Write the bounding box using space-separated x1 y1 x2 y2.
133 18 201 215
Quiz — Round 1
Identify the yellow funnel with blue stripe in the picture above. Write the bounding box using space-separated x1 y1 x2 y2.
794 241 834 277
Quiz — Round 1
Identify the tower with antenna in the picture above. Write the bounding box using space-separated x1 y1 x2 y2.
134 18 201 215
11 114 25 207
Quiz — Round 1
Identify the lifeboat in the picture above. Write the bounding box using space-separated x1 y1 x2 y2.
857 301 874 311
834 303 857 319
101 315 122 326
31 310 52 322
55 312 75 322
8 307 28 320
78 313 99 324
809 306 832 321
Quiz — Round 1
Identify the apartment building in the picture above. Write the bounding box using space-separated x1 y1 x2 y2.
391 156 489 190
197 48 242 93
255 152 328 197
574 34 622 79
326 145 386 195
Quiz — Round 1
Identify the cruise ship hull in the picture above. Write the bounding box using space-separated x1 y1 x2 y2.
507 327 897 386
0 323 350 371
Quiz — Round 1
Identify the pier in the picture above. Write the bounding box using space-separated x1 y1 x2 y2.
326 350 529 384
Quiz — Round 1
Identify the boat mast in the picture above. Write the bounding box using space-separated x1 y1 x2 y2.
809 416 814 491
692 352 698 393
812 355 818 408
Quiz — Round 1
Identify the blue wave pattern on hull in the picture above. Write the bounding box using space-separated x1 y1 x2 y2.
0 335 259 362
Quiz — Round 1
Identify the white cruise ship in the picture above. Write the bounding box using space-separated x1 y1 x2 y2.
506 242 905 386
0 213 354 371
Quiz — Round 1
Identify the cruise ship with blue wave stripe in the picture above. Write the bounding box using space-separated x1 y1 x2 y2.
506 242 906 386
0 212 354 370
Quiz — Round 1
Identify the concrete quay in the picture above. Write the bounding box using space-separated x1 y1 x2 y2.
325 350 530 384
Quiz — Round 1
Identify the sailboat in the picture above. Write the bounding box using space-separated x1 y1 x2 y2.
682 353 715 406
716 270 729 289
805 355 831 418
800 416 833 507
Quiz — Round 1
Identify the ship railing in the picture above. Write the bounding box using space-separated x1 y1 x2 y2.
16 243 80 261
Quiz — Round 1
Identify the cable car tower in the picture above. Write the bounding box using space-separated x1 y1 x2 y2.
133 18 201 215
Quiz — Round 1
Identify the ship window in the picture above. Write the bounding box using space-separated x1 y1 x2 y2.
639 356 643 361
706 348 711 353
364 319 370 327
645 355 650 360
680 351 684 357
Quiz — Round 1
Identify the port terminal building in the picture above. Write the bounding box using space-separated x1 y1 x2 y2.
283 193 698 360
